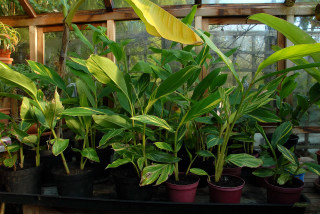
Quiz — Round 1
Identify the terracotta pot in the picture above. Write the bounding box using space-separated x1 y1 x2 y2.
0 49 13 64
0 108 11 125
265 177 304 204
208 175 245 203
166 173 199 203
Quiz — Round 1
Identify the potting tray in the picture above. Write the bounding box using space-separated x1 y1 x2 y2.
0 176 310 214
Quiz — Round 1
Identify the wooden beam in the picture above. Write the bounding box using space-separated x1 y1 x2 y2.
104 0 113 12
1 3 316 28
18 0 37 18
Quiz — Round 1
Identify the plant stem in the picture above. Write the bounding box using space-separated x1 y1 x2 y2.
142 123 147 167
36 125 40 167
186 155 198 175
19 141 24 169
52 128 70 175
174 128 180 181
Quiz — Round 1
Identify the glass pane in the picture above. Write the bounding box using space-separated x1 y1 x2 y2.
30 0 104 14
208 24 277 87
11 28 29 64
44 29 95 81
293 16 320 126
114 0 194 8
116 20 162 70
203 0 283 3
0 0 25 16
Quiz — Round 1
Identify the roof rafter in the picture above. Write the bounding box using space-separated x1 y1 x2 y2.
1 3 316 28
18 0 37 18
104 0 113 12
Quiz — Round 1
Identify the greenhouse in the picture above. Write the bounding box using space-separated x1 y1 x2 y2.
0 0 320 213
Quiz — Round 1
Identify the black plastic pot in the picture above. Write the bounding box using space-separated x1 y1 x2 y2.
0 166 42 194
52 165 94 197
40 150 61 186
112 168 153 200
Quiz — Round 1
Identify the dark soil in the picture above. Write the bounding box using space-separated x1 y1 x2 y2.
268 177 303 188
54 164 92 176
167 174 199 185
210 175 244 187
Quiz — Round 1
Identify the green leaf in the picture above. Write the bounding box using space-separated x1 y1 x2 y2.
87 55 131 105
65 0 85 25
154 142 173 152
277 145 299 166
98 129 124 147
252 168 274 178
277 173 291 185
3 154 17 168
27 60 67 93
71 24 94 52
131 115 174 132
146 151 180 163
190 168 209 176
20 97 36 123
248 108 281 123
76 78 96 107
82 148 100 163
183 90 221 124
141 163 174 186
106 158 131 169
0 62 37 99
0 112 10 120
65 117 84 137
206 134 224 149
226 154 263 168
192 67 221 101
44 90 64 129
271 122 292 147
22 135 38 147
7 142 20 153
52 138 69 156
196 29 242 91
146 65 200 112
93 114 132 129
304 162 320 176
257 44 320 75
137 157 146 171
197 150 215 158
62 107 114 116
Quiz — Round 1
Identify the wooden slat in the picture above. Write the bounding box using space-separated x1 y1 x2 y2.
205 17 261 25
104 0 113 12
18 0 37 18
42 23 103 33
29 26 37 61
1 3 316 28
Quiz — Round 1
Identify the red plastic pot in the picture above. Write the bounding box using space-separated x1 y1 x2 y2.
265 177 304 204
208 175 245 203
0 49 13 64
166 174 199 203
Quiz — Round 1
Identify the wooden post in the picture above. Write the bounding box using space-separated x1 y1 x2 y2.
37 27 44 64
106 20 116 62
29 26 37 62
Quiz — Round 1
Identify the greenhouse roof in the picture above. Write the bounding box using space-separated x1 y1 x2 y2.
0 0 318 27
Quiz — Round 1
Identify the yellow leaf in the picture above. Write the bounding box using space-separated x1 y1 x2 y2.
125 0 203 45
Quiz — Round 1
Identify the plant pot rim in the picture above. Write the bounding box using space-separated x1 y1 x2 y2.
265 177 304 193
166 173 200 187
208 175 245 190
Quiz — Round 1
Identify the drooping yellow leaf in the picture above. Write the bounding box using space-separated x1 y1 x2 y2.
125 0 202 45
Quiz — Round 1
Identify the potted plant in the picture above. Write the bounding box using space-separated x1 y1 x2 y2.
254 122 320 204
0 22 20 64
0 112 43 194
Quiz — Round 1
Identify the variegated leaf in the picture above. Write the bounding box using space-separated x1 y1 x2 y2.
154 142 173 152
140 163 174 186
226 153 263 168
277 144 299 166
131 115 174 132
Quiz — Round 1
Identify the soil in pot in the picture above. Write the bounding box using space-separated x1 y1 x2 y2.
208 175 245 203
166 173 199 203
112 167 153 200
265 177 304 204
52 164 94 197
0 165 42 194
